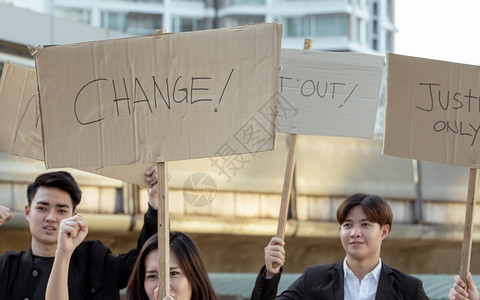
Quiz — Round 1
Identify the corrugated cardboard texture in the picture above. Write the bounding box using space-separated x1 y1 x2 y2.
384 53 480 168
278 49 384 138
0 61 154 186
0 61 43 160
35 23 282 168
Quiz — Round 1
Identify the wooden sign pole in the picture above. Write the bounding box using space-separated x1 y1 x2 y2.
459 167 478 288
273 39 312 268
157 161 170 298
155 29 170 299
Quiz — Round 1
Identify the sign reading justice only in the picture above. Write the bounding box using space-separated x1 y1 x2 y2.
384 53 480 168
33 23 282 169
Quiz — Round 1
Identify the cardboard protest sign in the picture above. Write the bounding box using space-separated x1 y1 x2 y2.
276 49 384 138
383 53 480 168
33 23 282 169
0 61 154 186
0 61 43 160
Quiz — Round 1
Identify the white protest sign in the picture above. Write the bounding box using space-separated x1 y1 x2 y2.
34 23 282 168
383 53 480 168
276 49 384 138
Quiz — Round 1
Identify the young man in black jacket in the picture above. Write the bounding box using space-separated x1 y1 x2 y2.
0 167 158 300
251 193 429 300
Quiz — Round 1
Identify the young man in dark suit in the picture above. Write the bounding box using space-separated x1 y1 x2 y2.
0 167 159 300
251 193 428 300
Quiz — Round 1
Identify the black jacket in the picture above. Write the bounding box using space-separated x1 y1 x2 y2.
0 205 157 300
251 261 429 300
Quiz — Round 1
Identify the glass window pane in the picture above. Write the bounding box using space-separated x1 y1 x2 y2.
54 8 91 24
310 14 348 37
225 0 265 5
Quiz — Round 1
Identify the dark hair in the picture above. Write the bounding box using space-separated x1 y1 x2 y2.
336 193 393 229
27 171 82 211
126 231 219 300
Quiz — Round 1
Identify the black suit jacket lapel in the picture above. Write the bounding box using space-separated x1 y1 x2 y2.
331 262 344 300
376 261 393 300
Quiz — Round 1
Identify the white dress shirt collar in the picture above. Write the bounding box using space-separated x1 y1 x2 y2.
343 258 382 300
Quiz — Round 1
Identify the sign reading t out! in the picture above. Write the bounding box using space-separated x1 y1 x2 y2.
277 49 384 138
384 53 480 168
33 23 282 168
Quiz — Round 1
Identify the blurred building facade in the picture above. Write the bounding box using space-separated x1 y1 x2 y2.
1 1 479 299
3 0 395 53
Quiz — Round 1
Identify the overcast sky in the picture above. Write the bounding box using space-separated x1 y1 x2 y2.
395 0 480 65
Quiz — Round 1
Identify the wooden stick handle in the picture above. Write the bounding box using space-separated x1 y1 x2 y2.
157 162 170 298
459 168 477 289
272 39 312 269
276 134 299 240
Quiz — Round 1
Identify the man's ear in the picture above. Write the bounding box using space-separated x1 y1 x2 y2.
381 224 390 240
73 211 78 216
24 204 31 221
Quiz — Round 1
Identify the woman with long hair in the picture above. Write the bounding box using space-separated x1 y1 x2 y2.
127 231 219 300
46 217 219 300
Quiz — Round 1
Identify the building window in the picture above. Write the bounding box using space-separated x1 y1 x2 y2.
355 17 366 44
220 16 265 28
225 0 265 5
356 0 366 8
54 8 91 24
102 12 127 32
172 17 208 32
278 14 348 38
102 12 163 35
126 13 163 35
279 17 305 37
309 14 348 37
100 0 163 2
381 0 393 21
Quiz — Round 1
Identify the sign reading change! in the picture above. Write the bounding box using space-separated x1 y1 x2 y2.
34 23 282 168
384 53 480 168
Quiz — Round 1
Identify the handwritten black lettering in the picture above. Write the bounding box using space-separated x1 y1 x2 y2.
417 83 480 113
316 81 327 98
282 78 358 107
433 120 480 146
465 88 479 113
329 82 346 100
191 77 212 104
173 76 187 104
75 78 106 125
74 70 234 126
153 76 170 110
133 77 153 113
300 80 315 97
14 94 40 143
112 78 131 116
218 68 234 105
279 76 292 93
416 83 439 111
339 83 359 109
452 92 463 109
